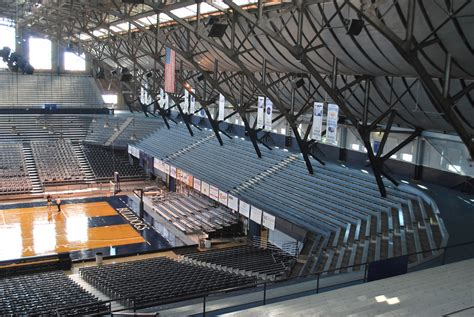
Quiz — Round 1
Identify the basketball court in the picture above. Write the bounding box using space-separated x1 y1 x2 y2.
0 196 170 262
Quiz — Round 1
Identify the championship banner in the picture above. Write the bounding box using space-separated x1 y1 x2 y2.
209 185 219 201
326 103 339 144
227 194 239 211
189 89 195 114
170 166 177 178
311 102 324 141
218 93 225 121
218 190 228 205
184 173 193 187
184 89 189 114
256 96 265 129
193 178 201 192
153 158 163 172
264 98 273 131
128 145 139 158
163 163 170 175
262 212 276 230
239 201 250 218
250 206 262 224
201 182 210 196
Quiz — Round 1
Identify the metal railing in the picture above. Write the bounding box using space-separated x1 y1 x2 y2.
60 240 474 316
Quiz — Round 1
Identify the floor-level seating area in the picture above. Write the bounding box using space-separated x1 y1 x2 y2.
0 271 106 316
0 142 32 194
152 193 239 235
31 140 85 185
79 257 256 307
82 143 146 180
181 244 295 280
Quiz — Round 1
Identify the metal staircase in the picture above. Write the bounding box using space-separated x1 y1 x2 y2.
22 143 43 194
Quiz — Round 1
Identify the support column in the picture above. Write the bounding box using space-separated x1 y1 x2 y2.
413 136 425 181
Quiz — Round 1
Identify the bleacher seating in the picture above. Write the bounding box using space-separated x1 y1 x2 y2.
0 142 32 194
79 257 256 307
181 244 295 280
0 72 103 108
31 140 85 185
81 143 146 180
152 192 239 234
0 271 106 316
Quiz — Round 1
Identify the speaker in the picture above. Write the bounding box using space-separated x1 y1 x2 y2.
208 23 228 38
121 73 133 82
346 19 364 36
291 78 305 89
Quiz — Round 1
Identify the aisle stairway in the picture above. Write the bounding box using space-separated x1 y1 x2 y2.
71 142 95 182
22 143 42 193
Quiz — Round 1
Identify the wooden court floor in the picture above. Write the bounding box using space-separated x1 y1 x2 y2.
0 201 145 261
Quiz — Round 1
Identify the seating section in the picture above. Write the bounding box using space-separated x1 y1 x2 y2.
0 271 106 316
81 144 146 180
181 244 295 280
0 143 32 194
31 140 85 185
0 72 103 108
152 192 239 234
79 257 256 307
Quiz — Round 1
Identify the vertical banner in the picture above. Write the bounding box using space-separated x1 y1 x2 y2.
163 163 170 175
201 182 210 197
326 103 339 144
262 212 276 230
209 185 219 201
285 121 292 147
218 93 225 121
256 96 265 129
311 102 324 141
250 206 263 224
239 201 250 218
189 89 195 114
193 178 201 192
184 89 189 113
159 88 164 107
170 166 177 178
227 194 239 211
264 98 273 131
218 190 228 205
164 93 169 110
164 47 176 93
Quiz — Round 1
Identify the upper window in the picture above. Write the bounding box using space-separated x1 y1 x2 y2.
0 20 16 69
64 52 86 71
29 37 52 70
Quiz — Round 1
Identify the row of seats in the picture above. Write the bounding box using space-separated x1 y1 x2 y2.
0 271 106 316
181 244 295 280
79 257 256 307
81 143 146 180
152 192 239 234
0 142 32 194
31 140 85 184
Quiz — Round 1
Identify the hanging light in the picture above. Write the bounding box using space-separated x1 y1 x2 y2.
104 120 110 128
92 116 97 123
11 126 16 133
130 133 137 141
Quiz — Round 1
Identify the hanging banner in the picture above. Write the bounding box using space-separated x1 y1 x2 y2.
153 158 164 172
201 182 210 196
209 185 219 201
285 121 292 147
159 88 164 107
326 103 339 144
250 206 263 224
264 98 273 131
193 178 201 192
239 200 250 218
256 96 265 129
218 93 225 121
163 163 170 175
218 190 228 205
262 212 276 230
311 102 324 141
227 194 239 211
164 47 176 93
164 93 169 110
184 89 189 113
189 89 195 114
128 145 139 158
170 165 177 178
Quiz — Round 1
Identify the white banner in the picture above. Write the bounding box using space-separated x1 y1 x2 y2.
256 96 264 129
262 212 276 230
250 206 262 224
201 182 210 196
164 93 169 110
227 194 239 211
326 103 339 144
193 178 201 192
218 94 225 121
264 98 273 131
311 102 324 141
218 190 228 205
190 89 195 114
239 201 250 218
209 185 219 201
153 158 164 172
163 163 170 175
128 145 139 158
159 88 164 107
184 89 189 113
170 165 177 178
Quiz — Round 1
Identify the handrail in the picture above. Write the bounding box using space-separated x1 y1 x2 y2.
55 297 133 316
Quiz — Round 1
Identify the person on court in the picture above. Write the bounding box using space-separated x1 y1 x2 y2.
56 196 62 212
46 194 52 210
